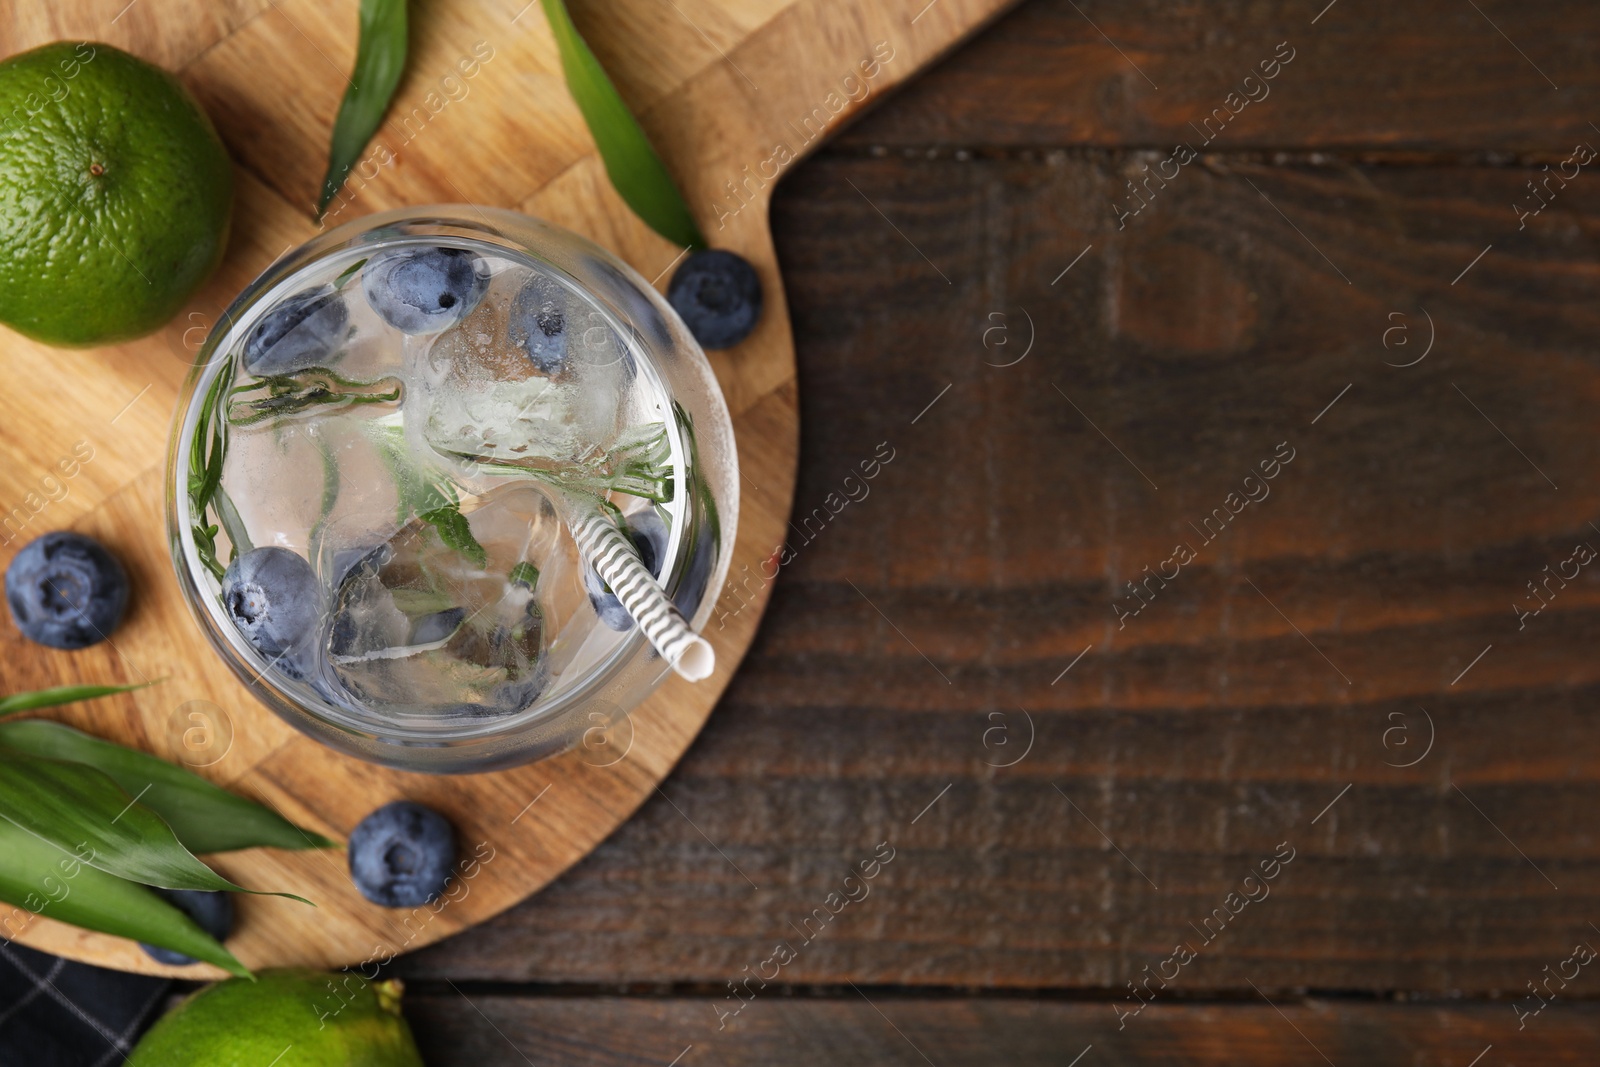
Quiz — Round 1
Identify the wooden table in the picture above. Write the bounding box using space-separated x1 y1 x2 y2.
384 0 1600 1061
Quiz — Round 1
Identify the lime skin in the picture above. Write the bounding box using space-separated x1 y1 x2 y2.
128 968 426 1066
0 41 233 347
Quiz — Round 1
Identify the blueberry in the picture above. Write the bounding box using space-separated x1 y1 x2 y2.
584 510 668 632
410 607 465 646
5 532 129 650
140 890 233 966
242 284 349 376
508 274 569 374
348 801 455 907
222 547 324 680
672 518 715 616
362 247 489 334
667 249 762 349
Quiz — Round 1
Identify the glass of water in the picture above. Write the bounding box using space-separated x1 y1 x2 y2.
166 206 738 772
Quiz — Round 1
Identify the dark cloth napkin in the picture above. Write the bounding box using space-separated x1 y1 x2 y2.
0 942 170 1066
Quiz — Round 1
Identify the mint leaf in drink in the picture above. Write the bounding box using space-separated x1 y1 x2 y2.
419 503 487 568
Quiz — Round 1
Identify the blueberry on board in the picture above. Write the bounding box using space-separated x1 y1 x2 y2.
140 890 233 966
666 249 762 349
362 246 489 334
507 274 569 374
242 284 349 376
222 547 324 680
348 801 456 907
584 510 669 632
5 532 129 650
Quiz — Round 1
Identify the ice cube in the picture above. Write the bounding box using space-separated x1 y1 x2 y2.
418 266 628 469
323 485 561 717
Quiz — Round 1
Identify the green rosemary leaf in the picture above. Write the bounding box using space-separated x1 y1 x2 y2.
317 0 409 219
193 524 224 581
540 0 705 249
334 256 369 289
420 503 487 569
188 356 237 580
213 484 253 562
225 370 402 427
307 427 342 567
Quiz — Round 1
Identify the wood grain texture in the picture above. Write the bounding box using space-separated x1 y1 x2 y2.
831 0 1600 152
397 80 1600 994
402 996 1600 1066
0 0 1013 974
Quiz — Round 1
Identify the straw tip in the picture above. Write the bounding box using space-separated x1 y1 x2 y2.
672 636 716 682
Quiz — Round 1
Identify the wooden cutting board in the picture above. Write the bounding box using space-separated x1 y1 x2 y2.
0 0 1010 976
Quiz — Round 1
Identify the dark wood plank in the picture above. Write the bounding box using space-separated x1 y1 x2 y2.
397 149 1600 992
832 0 1600 152
405 996 1600 1066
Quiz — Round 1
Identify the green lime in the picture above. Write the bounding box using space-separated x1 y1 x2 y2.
128 968 426 1067
0 41 232 347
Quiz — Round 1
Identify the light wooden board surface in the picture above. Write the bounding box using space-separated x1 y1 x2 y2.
0 0 1010 975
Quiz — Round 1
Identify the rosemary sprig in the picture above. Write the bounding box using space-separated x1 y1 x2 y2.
470 422 675 504
226 368 402 427
187 356 238 580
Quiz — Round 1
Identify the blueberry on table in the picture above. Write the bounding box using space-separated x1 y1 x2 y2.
222 547 324 680
348 801 456 908
242 283 349 376
584 510 669 632
508 274 569 374
5 532 129 650
667 249 762 349
362 246 489 334
141 889 233 966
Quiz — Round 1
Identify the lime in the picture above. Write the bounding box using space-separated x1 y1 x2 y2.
0 41 232 346
128 968 426 1067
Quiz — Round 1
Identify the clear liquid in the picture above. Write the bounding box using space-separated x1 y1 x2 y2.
195 236 682 723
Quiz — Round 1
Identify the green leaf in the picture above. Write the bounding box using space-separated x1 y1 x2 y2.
366 419 454 523
318 0 409 218
0 683 148 720
420 503 487 568
0 749 311 904
468 421 675 503
188 356 238 580
213 484 254 563
541 0 705 249
334 256 369 289
308 423 342 567
0 820 251 978
0 721 337 854
226 369 403 427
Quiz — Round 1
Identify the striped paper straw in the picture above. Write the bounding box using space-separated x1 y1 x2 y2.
565 500 715 682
